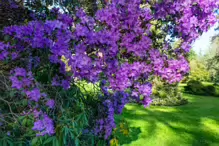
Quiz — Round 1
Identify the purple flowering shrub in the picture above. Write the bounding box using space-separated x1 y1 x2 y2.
0 0 218 145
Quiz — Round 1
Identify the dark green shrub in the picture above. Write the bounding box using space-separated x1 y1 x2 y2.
184 80 205 95
186 80 203 89
184 80 216 96
205 85 216 95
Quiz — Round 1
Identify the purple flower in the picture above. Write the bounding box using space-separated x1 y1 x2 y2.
14 67 27 77
137 83 152 97
10 68 33 89
50 55 59 63
0 51 8 60
10 76 22 89
25 88 41 102
7 131 11 136
52 76 60 86
51 7 59 15
33 110 41 118
43 114 55 135
58 14 73 26
33 114 55 136
94 92 128 139
22 78 32 87
142 97 153 108
41 93 47 98
46 99 55 109
45 20 64 31
32 120 44 131
62 80 70 90
11 52 19 60
74 24 89 37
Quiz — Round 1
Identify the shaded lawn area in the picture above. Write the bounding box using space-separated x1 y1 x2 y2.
117 94 219 146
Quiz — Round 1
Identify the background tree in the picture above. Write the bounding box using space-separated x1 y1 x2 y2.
189 59 210 81
207 29 219 84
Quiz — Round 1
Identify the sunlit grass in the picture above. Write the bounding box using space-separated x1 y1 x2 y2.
118 94 219 146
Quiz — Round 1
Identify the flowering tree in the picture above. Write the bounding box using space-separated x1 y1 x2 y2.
0 0 218 145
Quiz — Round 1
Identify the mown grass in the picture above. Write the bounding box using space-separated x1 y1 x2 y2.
117 94 219 146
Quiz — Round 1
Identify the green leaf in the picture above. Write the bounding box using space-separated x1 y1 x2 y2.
3 140 7 146
9 91 15 98
43 136 55 145
22 118 27 126
31 137 38 146
7 140 13 146
91 136 94 146
4 35 10 42
75 138 80 146
53 138 59 146
70 131 74 139
22 99 28 106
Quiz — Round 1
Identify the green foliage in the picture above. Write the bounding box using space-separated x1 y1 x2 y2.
207 55 219 84
187 49 197 61
152 78 187 106
186 48 211 83
204 34 219 84
184 80 217 96
189 60 210 82
152 96 188 106
157 90 167 98
180 76 189 83
0 72 105 146
185 80 205 94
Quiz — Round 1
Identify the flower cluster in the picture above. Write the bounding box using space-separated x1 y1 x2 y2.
153 0 218 53
9 68 33 90
3 18 74 87
95 100 116 140
72 1 196 90
9 67 56 135
32 113 55 136
1 12 73 136
112 91 129 114
94 90 129 139
0 0 217 140
160 57 190 83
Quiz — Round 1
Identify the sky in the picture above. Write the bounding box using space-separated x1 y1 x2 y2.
192 23 219 56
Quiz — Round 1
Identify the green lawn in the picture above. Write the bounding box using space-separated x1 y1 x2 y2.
117 94 219 146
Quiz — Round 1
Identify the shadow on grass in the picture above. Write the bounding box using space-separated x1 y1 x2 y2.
116 127 141 145
114 115 142 145
118 95 219 145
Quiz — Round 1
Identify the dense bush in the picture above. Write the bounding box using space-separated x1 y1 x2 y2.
0 0 218 145
205 85 216 95
152 96 188 106
184 80 216 96
185 80 205 94
189 60 210 82
152 78 188 106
